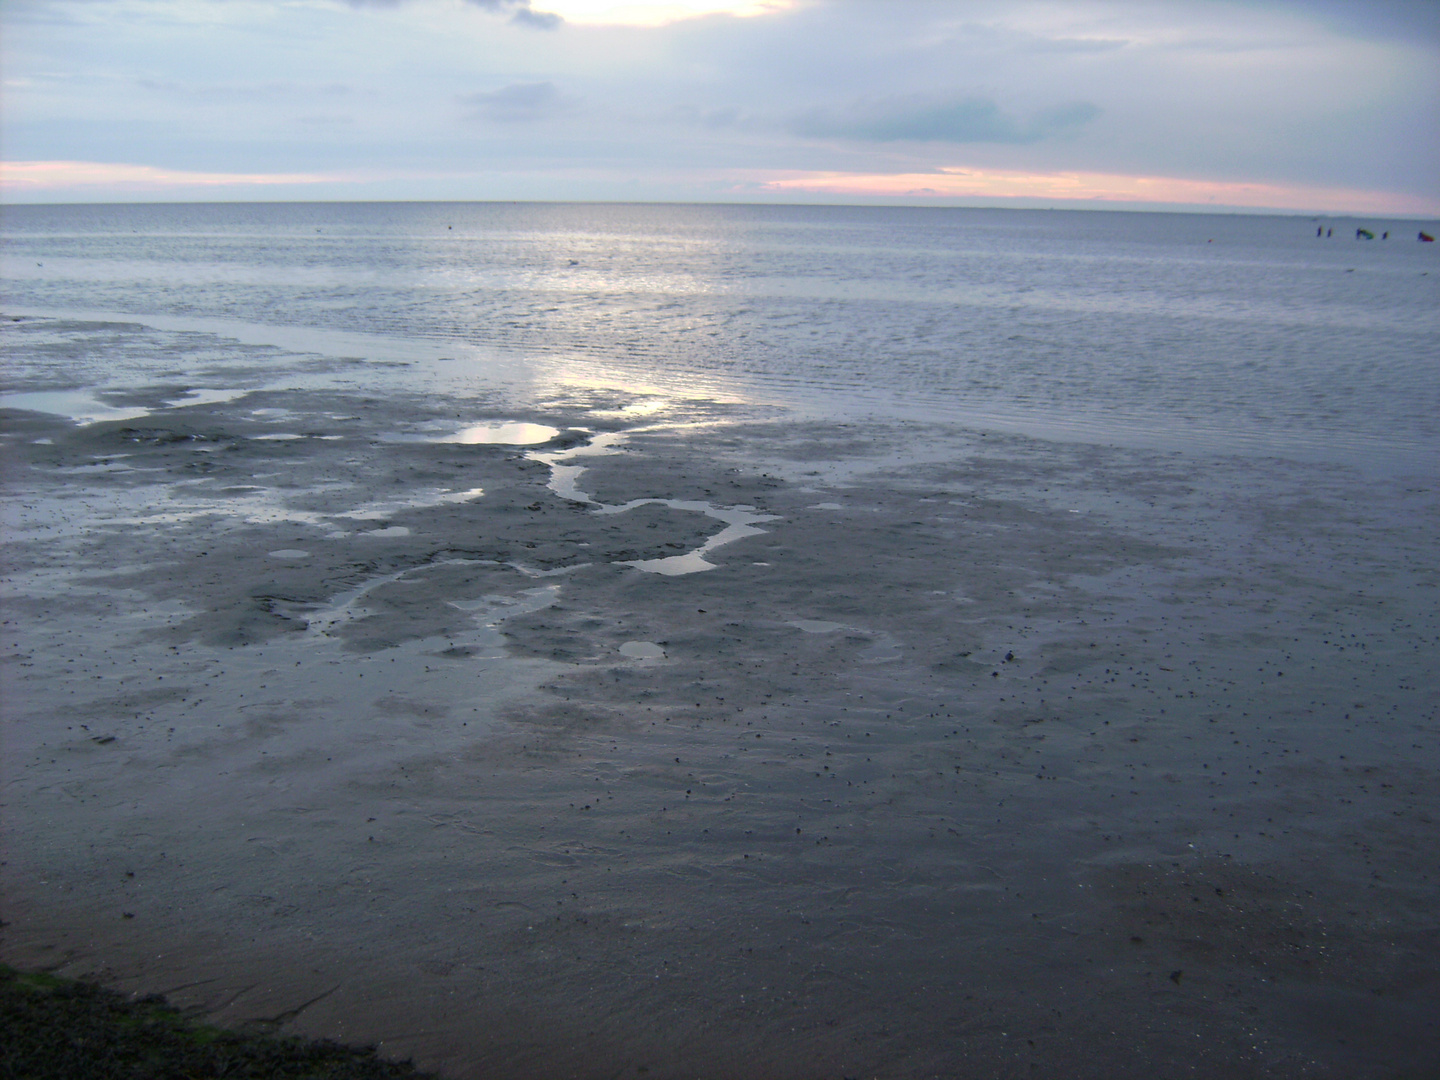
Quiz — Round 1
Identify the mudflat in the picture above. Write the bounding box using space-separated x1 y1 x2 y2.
2 319 1437 1079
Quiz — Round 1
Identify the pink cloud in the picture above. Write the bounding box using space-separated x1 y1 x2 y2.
0 161 342 190
752 167 1440 216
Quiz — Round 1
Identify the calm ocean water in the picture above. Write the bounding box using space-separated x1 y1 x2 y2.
3 202 1437 469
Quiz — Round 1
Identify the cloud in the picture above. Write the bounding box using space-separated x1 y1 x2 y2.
342 0 561 30
1258 0 1440 43
463 0 562 30
505 5 563 30
460 81 572 122
1029 101 1104 136
0 161 343 190
754 166 1440 215
792 94 1101 145
4 0 1433 211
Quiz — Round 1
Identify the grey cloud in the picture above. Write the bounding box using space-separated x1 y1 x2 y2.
1029 101 1103 134
343 0 561 29
1259 0 1440 42
505 5 563 30
460 81 571 122
792 94 1100 145
463 0 561 30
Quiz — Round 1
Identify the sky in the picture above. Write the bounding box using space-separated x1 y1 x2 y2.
2 0 1437 213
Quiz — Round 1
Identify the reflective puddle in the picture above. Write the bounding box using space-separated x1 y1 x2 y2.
0 388 249 425
530 432 778 576
1 390 151 425
603 500 777 576
618 641 666 660
442 422 560 445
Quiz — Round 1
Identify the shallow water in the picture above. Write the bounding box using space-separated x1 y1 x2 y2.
3 203 1437 471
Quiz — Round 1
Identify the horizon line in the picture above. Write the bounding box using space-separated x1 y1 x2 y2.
3 196 1439 221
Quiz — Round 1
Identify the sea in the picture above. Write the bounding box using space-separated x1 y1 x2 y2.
2 201 1437 473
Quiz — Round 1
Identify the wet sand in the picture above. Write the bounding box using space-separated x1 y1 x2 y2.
2 318 1438 1079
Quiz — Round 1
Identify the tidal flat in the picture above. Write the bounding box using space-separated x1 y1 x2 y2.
2 315 1437 1079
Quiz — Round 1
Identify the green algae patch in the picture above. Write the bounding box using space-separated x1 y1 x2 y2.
0 965 439 1080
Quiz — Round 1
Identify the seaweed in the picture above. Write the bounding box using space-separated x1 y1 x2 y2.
0 965 440 1080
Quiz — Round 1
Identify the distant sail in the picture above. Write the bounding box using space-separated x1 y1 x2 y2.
1421 231 1435 242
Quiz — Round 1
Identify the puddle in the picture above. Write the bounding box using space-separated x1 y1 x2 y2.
530 432 778 576
442 422 560 446
268 549 311 560
169 388 250 408
0 388 251 426
545 464 591 504
293 566 419 640
24 472 488 539
509 562 592 579
619 641 666 661
0 390 151 425
333 488 485 526
529 431 628 504
287 559 561 646
791 620 848 634
787 619 902 662
608 500 777 576
435 487 485 504
29 478 340 532
447 585 563 627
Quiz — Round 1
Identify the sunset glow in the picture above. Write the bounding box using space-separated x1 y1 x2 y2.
755 167 1440 216
0 161 341 191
